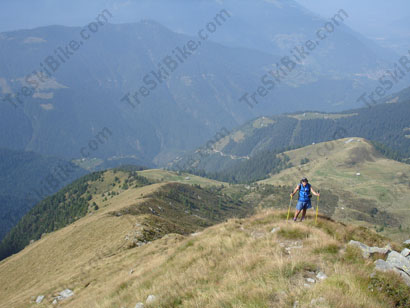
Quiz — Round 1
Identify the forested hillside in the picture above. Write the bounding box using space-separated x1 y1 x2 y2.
170 89 410 179
184 149 294 184
0 148 86 240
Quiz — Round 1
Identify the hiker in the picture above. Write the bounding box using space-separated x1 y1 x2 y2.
290 177 320 222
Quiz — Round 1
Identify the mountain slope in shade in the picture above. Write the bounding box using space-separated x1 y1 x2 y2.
0 148 86 240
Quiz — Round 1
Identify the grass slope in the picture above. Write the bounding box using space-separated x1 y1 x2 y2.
260 138 410 241
0 209 408 308
0 172 253 308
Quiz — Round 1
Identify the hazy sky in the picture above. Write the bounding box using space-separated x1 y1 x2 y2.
0 0 115 32
1 0 409 40
295 0 410 37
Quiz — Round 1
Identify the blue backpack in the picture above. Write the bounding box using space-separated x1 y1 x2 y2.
298 183 312 201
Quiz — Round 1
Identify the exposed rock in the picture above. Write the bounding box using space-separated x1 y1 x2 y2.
401 248 410 257
52 299 58 305
306 278 315 283
270 227 280 234
54 289 74 302
35 295 44 304
386 251 410 276
137 241 146 247
316 271 328 281
403 239 410 245
374 259 393 272
60 289 74 299
293 300 299 308
134 303 144 308
146 294 156 304
375 251 410 286
348 240 390 258
285 244 303 254
280 241 303 249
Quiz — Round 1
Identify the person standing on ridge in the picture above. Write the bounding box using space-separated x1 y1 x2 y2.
290 177 320 222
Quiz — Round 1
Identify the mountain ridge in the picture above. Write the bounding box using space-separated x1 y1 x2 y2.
1 4 404 168
0 205 408 307
168 91 410 174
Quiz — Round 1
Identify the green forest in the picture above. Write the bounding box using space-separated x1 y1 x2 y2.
187 149 293 184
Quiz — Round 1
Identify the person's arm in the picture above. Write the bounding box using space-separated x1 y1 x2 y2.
290 184 300 198
311 187 320 197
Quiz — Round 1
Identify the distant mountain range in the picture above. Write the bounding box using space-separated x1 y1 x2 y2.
113 0 397 73
0 0 406 169
1 0 409 245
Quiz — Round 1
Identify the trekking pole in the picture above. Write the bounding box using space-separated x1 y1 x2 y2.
286 195 293 222
315 190 320 225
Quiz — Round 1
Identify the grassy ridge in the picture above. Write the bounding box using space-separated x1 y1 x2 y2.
0 168 152 260
94 211 408 307
1 209 408 307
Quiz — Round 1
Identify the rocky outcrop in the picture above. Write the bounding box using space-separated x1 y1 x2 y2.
52 289 74 304
374 250 410 286
134 294 156 308
270 227 280 234
35 295 44 304
348 240 410 286
348 240 391 258
401 248 410 258
146 294 156 304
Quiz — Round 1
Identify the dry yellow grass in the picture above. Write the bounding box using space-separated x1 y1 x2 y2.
1 201 407 308
0 181 162 307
